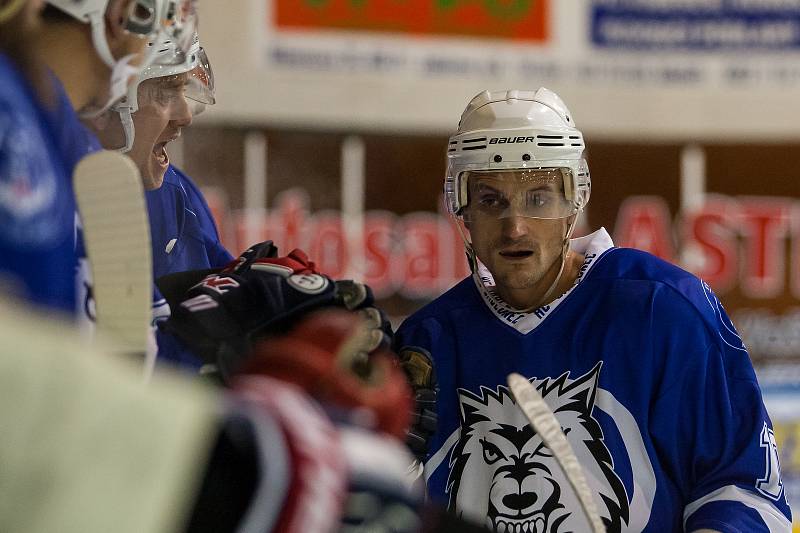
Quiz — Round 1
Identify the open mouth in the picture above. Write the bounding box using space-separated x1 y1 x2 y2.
153 141 170 167
499 250 534 259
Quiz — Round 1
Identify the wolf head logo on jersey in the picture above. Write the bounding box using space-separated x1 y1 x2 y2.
446 362 629 532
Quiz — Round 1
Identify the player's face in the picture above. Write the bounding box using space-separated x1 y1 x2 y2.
129 73 193 189
464 171 571 308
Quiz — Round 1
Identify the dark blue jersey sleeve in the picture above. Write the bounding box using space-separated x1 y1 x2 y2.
649 281 791 532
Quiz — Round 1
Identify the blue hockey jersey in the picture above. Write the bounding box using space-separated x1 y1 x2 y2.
0 53 77 314
146 165 231 279
47 80 104 326
395 228 791 532
147 164 232 368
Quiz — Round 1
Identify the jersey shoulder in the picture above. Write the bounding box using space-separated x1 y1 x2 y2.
590 246 696 288
168 165 207 209
591 246 712 311
397 277 478 333
168 166 219 230
593 247 749 361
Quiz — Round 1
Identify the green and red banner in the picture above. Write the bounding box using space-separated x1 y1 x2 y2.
274 0 549 41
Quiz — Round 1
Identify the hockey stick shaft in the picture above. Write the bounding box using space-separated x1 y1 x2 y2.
507 373 606 533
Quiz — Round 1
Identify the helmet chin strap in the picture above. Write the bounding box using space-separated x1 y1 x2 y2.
115 107 135 153
539 213 579 307
453 217 479 273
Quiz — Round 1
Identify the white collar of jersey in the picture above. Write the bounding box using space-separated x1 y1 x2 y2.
472 227 614 334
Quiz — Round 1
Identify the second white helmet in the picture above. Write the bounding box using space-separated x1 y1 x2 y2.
444 88 591 220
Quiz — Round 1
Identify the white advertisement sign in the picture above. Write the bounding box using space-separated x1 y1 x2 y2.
201 0 800 139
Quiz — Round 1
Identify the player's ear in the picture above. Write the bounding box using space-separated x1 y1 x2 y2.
105 0 130 39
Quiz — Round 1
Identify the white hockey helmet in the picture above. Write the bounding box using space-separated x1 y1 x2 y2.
46 0 197 81
46 0 197 114
46 0 177 66
112 32 214 152
444 88 590 221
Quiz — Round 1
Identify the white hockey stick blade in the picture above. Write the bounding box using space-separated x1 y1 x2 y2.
507 373 606 533
74 151 153 371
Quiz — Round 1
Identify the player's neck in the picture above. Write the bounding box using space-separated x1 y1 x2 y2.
34 22 106 113
496 250 585 311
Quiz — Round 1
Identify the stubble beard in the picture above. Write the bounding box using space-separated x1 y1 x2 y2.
491 246 565 309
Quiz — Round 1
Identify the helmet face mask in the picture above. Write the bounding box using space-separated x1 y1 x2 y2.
445 88 591 227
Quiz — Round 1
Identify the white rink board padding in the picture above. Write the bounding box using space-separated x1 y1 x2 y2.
0 302 218 533
201 0 800 140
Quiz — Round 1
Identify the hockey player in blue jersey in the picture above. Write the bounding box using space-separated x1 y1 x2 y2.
0 0 78 314
85 33 231 368
0 0 186 315
27 0 198 326
113 35 231 277
395 88 792 532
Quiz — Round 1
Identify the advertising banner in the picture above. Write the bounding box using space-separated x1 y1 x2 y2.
199 1 800 138
591 0 800 50
275 0 549 41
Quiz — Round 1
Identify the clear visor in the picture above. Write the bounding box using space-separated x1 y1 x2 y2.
138 73 193 111
185 47 215 105
462 168 577 222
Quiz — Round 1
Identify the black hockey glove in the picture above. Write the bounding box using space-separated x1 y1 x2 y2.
397 346 438 462
158 241 390 382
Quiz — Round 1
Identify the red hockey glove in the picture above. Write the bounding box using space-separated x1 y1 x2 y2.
237 309 412 440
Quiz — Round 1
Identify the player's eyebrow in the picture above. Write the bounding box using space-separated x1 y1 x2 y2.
473 182 501 193
526 181 559 192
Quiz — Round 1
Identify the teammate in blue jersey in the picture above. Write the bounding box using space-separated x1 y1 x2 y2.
395 88 791 532
86 33 230 368
25 0 198 325
0 0 166 315
147 165 233 368
147 165 232 280
0 1 78 314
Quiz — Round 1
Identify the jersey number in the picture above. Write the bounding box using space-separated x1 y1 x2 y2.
756 422 784 501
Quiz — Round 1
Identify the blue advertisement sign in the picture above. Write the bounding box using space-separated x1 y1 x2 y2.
591 0 800 50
